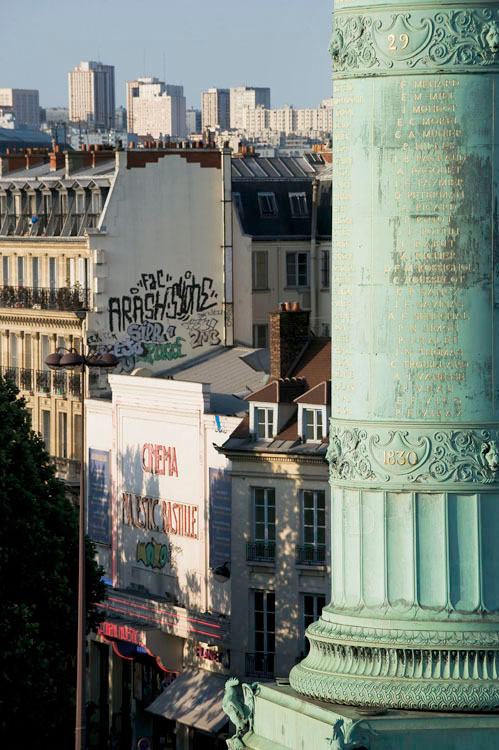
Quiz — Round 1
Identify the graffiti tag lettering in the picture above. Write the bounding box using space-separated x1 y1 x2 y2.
183 315 222 349
136 337 186 365
109 270 218 333
136 537 170 569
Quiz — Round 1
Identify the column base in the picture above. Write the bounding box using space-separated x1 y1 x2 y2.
242 682 499 750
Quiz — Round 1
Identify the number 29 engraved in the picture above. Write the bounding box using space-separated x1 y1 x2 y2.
388 33 409 51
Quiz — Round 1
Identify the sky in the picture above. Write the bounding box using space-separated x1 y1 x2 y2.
2 0 334 111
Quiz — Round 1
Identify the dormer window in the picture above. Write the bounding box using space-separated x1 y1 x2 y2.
289 192 308 217
258 192 278 217
256 406 275 440
304 408 324 442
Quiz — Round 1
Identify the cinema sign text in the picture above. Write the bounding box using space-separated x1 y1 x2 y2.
122 492 198 539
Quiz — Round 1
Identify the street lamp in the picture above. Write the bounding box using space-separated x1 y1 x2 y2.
46 346 118 750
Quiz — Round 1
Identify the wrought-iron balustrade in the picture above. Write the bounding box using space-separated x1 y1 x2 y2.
295 544 326 566
246 540 276 562
245 652 275 679
0 285 90 311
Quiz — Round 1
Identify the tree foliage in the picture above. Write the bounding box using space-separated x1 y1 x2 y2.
0 377 106 746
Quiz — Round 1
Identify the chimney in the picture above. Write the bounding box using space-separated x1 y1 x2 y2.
49 144 65 171
269 302 310 380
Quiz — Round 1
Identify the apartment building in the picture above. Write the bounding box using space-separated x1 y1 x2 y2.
241 101 333 137
220 305 331 682
0 146 112 485
0 141 234 488
127 78 186 139
231 152 332 348
0 88 40 129
69 61 115 129
230 87 271 130
201 88 230 131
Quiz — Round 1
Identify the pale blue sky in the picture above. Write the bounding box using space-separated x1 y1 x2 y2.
3 0 333 110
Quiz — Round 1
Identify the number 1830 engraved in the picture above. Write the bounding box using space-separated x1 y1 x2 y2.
383 450 418 466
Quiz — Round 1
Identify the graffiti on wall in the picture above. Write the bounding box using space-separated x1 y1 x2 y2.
108 270 218 332
89 268 223 372
136 537 171 569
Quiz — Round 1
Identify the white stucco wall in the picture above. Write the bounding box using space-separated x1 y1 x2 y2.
86 374 239 620
86 151 231 374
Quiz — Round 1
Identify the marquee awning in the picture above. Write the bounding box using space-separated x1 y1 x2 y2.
146 668 228 733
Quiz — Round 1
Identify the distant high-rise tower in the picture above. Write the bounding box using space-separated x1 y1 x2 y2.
186 108 201 134
0 89 40 129
230 86 270 129
201 88 230 131
68 61 115 129
126 77 186 139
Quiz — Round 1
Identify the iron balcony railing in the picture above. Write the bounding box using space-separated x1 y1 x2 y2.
1 367 82 397
246 540 276 563
295 544 327 566
0 285 90 312
245 652 275 679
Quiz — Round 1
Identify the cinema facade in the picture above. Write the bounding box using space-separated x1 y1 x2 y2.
85 373 239 750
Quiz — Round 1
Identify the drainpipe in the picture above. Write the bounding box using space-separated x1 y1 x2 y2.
221 146 234 346
310 178 319 335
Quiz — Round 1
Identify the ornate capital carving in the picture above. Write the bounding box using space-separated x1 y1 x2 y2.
328 421 499 487
331 7 499 76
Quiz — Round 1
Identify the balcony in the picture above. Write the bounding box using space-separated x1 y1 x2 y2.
0 285 90 312
53 457 81 485
245 652 274 679
1 366 82 398
246 540 275 563
295 544 326 566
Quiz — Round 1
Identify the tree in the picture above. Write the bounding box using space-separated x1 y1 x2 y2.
0 376 106 747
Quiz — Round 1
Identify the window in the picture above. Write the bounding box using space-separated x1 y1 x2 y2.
304 408 324 442
303 490 326 549
66 258 75 287
286 252 309 288
42 410 51 453
41 335 50 371
253 324 268 349
74 414 82 459
255 406 274 440
49 258 56 290
58 412 67 458
321 249 330 288
289 192 308 217
252 250 268 290
78 257 89 289
233 191 243 218
257 192 277 217
303 594 326 653
32 257 39 290
2 256 9 285
254 488 275 543
254 590 275 672
17 256 24 287
9 333 18 368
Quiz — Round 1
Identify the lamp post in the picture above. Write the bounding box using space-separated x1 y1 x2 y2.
46 346 118 750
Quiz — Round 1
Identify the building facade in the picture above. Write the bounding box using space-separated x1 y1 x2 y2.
201 89 230 132
231 153 332 348
230 87 271 130
0 142 234 487
127 78 186 139
221 306 331 682
86 374 241 749
69 61 115 129
0 88 40 129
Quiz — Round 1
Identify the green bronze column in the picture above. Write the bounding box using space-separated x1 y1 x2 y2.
290 0 499 711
